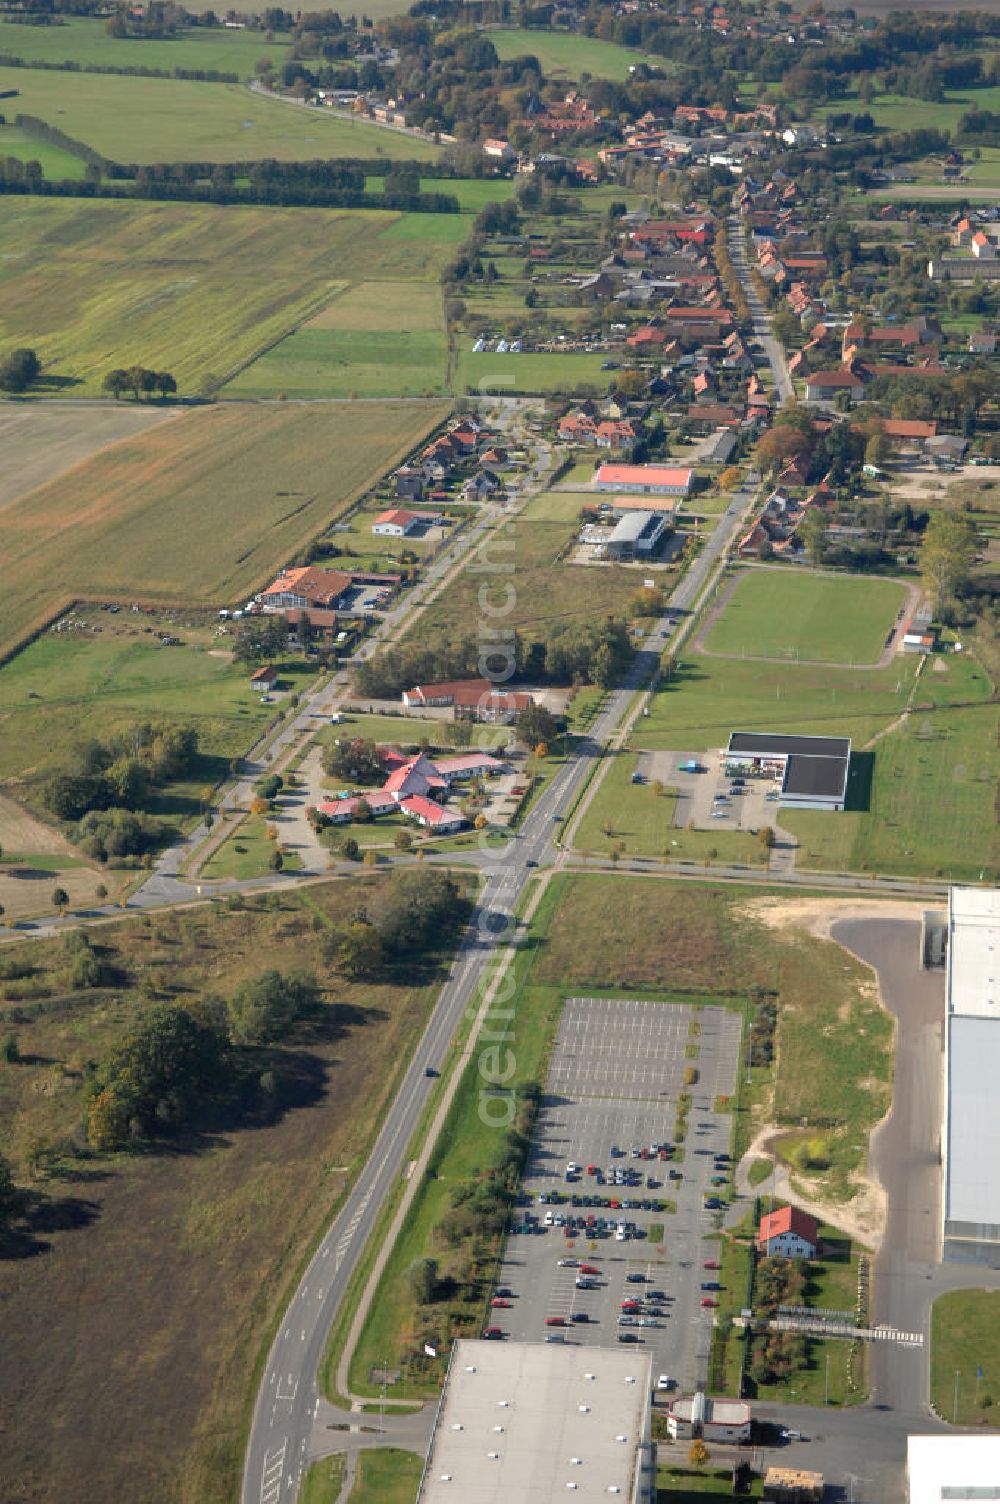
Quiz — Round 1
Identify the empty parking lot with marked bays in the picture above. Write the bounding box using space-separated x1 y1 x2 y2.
494 997 743 1392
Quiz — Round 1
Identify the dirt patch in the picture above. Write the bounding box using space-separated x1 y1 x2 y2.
0 793 74 857
207 648 233 661
738 1123 886 1250
740 893 928 944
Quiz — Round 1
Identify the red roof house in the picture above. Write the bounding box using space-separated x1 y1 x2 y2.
757 1205 819 1259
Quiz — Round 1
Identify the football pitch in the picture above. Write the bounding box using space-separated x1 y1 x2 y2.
702 569 908 665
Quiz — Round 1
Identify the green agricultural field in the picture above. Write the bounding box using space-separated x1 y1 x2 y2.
931 1290 1000 1425
0 619 315 797
0 65 439 162
366 174 516 210
455 347 612 395
0 198 456 397
227 327 449 398
0 120 87 177
0 15 286 75
0 399 449 660
489 26 654 82
703 570 908 666
784 652 1000 883
822 81 1000 137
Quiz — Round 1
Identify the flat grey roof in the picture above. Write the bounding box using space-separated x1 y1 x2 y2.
782 753 849 799
607 510 661 544
948 888 1000 1019
728 731 851 759
945 1015 1000 1233
419 1340 651 1503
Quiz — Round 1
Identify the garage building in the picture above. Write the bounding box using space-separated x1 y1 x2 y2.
725 731 851 812
418 1340 654 1503
941 887 1000 1265
604 510 669 559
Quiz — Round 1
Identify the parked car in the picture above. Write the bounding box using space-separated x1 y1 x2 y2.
701 1281 722 1291
545 1316 565 1327
617 1333 640 1344
700 1298 718 1308
657 1374 675 1391
482 1326 504 1339
703 1261 721 1270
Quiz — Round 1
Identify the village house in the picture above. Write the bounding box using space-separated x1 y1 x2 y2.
757 1205 819 1260
402 677 533 723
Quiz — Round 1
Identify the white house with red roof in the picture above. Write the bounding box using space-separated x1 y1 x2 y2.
402 677 533 724
318 747 507 837
595 462 694 496
756 1205 819 1259
372 508 431 537
398 795 464 831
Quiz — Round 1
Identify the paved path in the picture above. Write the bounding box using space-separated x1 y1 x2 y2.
727 215 794 404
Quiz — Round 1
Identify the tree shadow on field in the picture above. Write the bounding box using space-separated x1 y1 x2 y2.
0 1188 101 1261
32 373 82 392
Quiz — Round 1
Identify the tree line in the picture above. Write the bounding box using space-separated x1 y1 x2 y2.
103 366 177 400
0 51 239 82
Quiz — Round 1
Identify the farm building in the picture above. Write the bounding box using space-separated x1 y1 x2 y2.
604 510 669 559
907 1435 1000 1504
941 888 1000 1266
260 566 354 612
594 463 694 496
725 731 851 811
666 1392 751 1444
402 678 533 723
249 665 278 693
757 1205 819 1259
418 1339 654 1504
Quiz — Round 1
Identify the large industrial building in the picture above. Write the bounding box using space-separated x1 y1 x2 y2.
725 732 851 812
941 887 1000 1265
417 1340 654 1503
907 1435 1000 1504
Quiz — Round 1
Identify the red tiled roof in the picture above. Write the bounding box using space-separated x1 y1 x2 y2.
758 1205 819 1245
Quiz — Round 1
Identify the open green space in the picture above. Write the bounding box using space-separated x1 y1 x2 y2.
821 81 1000 136
0 120 87 177
0 15 286 75
703 570 907 666
931 1289 1000 1425
0 399 448 662
366 174 516 210
657 1466 763 1502
226 326 449 398
783 652 1000 883
0 65 439 163
573 749 767 867
0 618 316 810
520 488 596 523
347 1448 423 1502
301 1454 346 1504
455 347 612 396
0 198 455 397
200 809 305 880
489 26 651 82
0 880 464 1504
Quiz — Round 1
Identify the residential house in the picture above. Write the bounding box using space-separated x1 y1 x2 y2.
804 369 866 404
757 1205 819 1259
249 665 279 693
372 508 433 537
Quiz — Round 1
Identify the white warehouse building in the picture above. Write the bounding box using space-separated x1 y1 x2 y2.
942 887 1000 1265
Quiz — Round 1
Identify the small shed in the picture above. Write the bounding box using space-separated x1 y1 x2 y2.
249 665 279 693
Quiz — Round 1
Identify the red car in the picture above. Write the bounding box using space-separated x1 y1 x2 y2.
703 1260 721 1270
609 1198 620 1209
621 1300 640 1313
580 1264 600 1276
492 1298 512 1308
482 1326 504 1339
545 1316 566 1327
700 1298 718 1308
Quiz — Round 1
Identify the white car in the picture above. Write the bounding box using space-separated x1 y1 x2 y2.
544 1211 555 1226
566 1162 578 1174
557 1257 579 1268
657 1374 675 1391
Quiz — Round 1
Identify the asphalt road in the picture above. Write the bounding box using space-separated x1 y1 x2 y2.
727 215 795 405
240 439 762 1503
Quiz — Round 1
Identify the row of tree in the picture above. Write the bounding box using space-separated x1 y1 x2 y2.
102 366 176 401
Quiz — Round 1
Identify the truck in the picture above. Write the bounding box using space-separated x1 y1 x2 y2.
677 759 702 774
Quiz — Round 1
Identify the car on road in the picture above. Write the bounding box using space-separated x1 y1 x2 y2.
482 1326 504 1339
525 859 538 868
780 1429 804 1442
700 1298 718 1308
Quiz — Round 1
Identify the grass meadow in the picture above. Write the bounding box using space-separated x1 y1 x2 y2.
0 15 286 75
0 64 439 163
0 881 462 1504
0 120 87 176
931 1290 1000 1425
488 26 652 81
703 570 907 666
455 347 612 395
0 399 449 660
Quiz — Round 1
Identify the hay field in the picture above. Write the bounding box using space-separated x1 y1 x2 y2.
0 199 430 396
0 403 177 512
0 64 439 162
0 399 449 659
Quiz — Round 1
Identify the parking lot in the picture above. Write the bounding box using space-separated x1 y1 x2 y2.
493 997 743 1393
639 748 781 832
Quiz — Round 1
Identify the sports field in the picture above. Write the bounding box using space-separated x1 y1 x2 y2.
0 199 452 396
0 400 449 659
0 65 439 163
702 569 907 665
489 27 654 81
0 16 285 75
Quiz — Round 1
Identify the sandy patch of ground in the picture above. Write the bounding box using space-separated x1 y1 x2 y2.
0 793 74 857
741 893 928 943
0 793 124 922
738 1124 886 1251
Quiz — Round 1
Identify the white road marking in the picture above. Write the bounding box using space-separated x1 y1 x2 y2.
260 1440 287 1504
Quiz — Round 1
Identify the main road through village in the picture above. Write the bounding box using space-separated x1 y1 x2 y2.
240 451 764 1502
